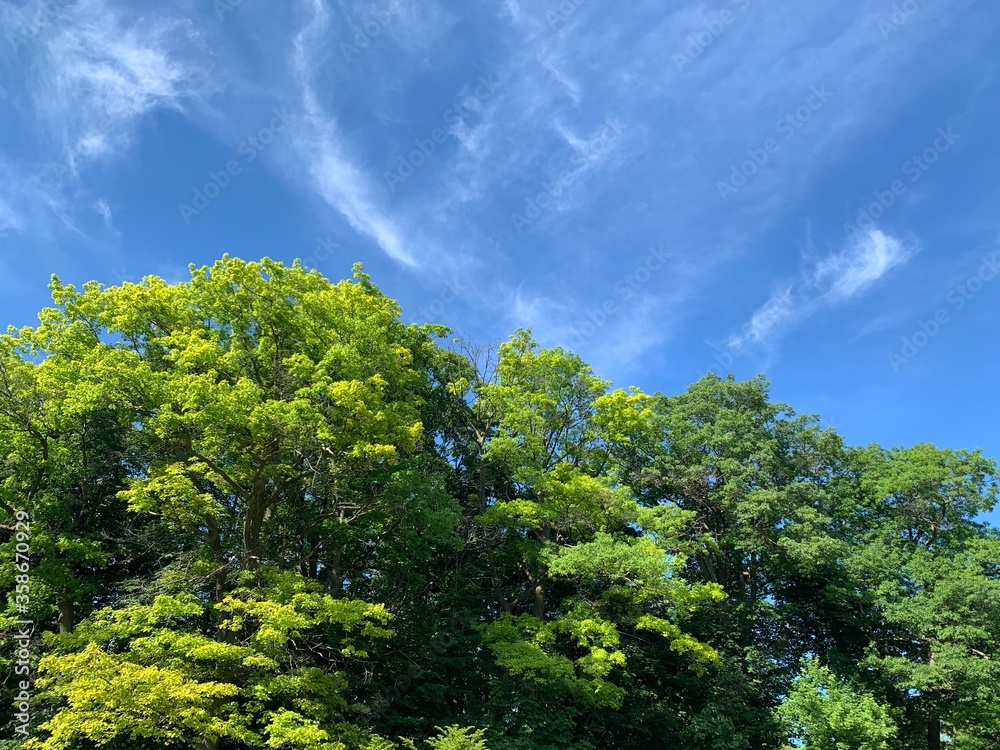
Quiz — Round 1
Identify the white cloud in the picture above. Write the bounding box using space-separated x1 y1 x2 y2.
540 55 582 106
287 0 417 267
94 199 114 227
500 284 573 336
815 229 914 302
500 0 526 26
0 0 973 380
0 0 212 248
729 228 916 351
729 285 796 349
28 0 210 174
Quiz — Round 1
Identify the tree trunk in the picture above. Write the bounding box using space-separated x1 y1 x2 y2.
206 516 227 603
243 487 266 572
927 715 941 750
486 543 510 615
57 600 74 634
533 581 545 618
533 523 551 618
478 465 510 615
323 546 343 597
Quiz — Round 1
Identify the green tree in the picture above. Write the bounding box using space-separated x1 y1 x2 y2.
847 444 1000 749
778 658 897 750
4 257 1000 750
596 373 847 748
4 258 458 749
470 334 722 745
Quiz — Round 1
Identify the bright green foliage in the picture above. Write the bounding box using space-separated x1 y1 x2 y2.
383 725 489 750
0 334 150 634
2 258 999 750
473 333 722 713
26 571 393 749
778 658 897 750
422 726 489 750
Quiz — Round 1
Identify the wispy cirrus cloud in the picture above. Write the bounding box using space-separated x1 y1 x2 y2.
286 0 417 268
94 199 114 228
0 0 989 389
815 228 914 302
728 228 916 350
27 0 210 172
731 286 797 348
0 0 210 247
364 0 970 368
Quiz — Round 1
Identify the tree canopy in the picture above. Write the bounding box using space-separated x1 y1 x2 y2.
2 257 998 750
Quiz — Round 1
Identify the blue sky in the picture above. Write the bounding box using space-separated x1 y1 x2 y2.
1 0 998 519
